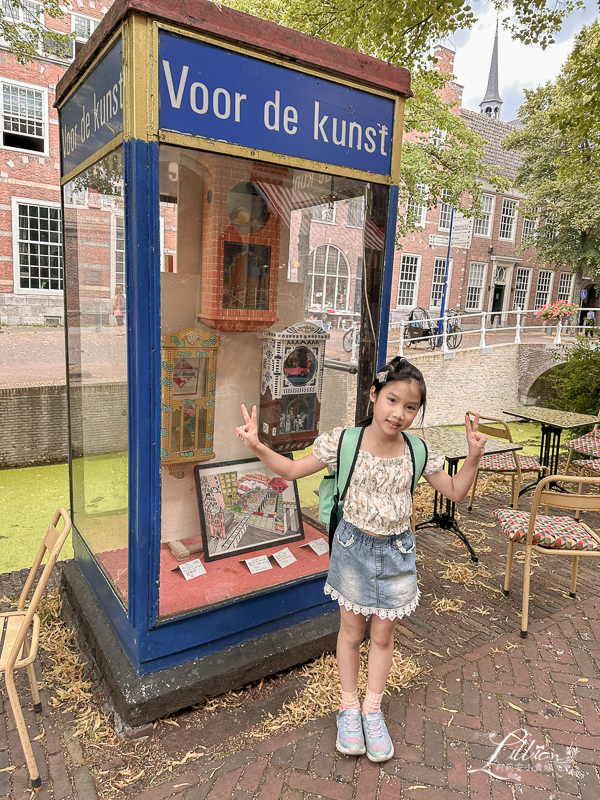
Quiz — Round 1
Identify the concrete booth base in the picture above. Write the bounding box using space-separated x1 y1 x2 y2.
60 560 340 728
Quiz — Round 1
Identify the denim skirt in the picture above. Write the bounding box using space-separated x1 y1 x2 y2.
324 519 420 620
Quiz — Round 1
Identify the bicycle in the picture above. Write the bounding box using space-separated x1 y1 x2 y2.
403 307 436 350
342 320 361 352
403 307 463 350
445 309 463 350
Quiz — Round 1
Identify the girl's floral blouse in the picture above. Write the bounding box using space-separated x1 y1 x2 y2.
313 427 445 536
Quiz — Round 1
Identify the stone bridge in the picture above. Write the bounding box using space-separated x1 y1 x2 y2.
0 342 580 467
396 342 570 426
318 341 575 432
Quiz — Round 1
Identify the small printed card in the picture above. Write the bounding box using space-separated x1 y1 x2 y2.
272 547 297 568
244 555 273 574
302 538 329 556
176 558 207 581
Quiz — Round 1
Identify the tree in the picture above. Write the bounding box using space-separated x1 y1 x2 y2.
396 68 509 239
222 0 582 66
1 0 73 64
548 337 600 417
503 22 600 279
223 0 577 234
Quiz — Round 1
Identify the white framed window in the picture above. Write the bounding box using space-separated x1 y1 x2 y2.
513 267 532 310
396 254 420 307
534 270 553 309
499 198 518 240
544 212 558 239
431 128 447 148
473 194 494 237
114 214 125 295
345 197 364 228
311 204 336 224
1 78 47 154
557 272 574 302
521 214 538 243
12 198 62 292
438 190 452 231
406 184 427 227
63 183 87 206
308 244 349 311
1 0 43 40
430 257 452 308
465 262 487 310
72 13 99 58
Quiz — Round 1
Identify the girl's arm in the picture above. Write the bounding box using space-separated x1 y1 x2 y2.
424 413 487 502
235 404 327 481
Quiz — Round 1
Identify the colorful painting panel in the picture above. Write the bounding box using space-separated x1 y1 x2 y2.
194 457 304 561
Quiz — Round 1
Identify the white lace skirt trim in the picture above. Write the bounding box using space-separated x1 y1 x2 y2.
324 582 420 621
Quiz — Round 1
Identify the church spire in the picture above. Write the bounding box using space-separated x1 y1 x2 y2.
480 20 503 119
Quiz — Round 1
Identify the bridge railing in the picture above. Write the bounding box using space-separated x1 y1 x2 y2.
390 307 600 357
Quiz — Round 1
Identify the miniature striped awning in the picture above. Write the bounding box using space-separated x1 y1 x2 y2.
257 183 386 251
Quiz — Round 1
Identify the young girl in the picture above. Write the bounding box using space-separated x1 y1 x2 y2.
235 356 487 762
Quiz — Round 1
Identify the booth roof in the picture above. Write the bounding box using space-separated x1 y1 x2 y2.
55 0 412 105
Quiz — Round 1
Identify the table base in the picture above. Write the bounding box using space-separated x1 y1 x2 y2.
415 461 478 563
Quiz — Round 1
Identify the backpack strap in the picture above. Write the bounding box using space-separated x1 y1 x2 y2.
327 427 364 553
335 426 365 505
403 431 428 496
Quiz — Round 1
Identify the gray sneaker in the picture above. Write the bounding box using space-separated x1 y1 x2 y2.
361 710 394 762
336 708 366 756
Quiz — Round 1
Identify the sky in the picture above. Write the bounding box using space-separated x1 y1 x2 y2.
450 1 598 121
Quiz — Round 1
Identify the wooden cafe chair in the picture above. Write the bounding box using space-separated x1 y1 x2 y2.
563 411 600 476
493 476 600 637
466 411 546 511
0 508 72 790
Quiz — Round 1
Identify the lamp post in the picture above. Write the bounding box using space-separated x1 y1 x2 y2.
437 208 454 346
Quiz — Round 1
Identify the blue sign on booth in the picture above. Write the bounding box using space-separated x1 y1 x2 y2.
158 32 395 177
60 38 123 175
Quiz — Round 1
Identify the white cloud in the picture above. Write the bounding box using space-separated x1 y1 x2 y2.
450 2 598 120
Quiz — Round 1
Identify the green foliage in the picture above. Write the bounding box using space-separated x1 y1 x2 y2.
548 338 600 416
224 0 582 66
503 22 600 279
1 0 73 64
396 69 509 239
222 0 521 235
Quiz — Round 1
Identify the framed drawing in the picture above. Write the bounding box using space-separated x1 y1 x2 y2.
194 457 304 562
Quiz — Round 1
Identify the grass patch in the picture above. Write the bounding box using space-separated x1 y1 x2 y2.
448 421 544 457
0 462 71 573
0 421 548 573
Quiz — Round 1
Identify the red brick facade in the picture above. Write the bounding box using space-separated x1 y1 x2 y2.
390 46 582 328
0 1 111 325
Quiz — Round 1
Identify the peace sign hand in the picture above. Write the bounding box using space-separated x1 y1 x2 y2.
236 404 260 450
465 412 487 460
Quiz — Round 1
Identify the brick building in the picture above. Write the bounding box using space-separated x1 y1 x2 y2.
0 0 111 326
389 31 589 328
1 14 593 329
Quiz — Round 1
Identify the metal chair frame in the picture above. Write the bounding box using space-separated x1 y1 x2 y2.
466 412 547 512
0 508 72 790
499 476 600 638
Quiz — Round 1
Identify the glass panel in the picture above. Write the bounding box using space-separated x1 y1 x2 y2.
63 147 128 608
157 144 385 619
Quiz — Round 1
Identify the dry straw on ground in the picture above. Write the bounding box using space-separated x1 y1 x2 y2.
249 644 423 739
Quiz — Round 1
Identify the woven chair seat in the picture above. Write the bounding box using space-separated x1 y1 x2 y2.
494 508 600 551
565 431 600 459
573 459 600 473
479 452 541 472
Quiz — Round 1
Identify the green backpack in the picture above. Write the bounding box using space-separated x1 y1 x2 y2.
318 427 429 553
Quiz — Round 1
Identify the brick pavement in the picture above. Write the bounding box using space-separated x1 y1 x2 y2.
2 482 600 799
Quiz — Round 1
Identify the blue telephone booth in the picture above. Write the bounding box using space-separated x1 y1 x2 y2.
56 0 410 725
